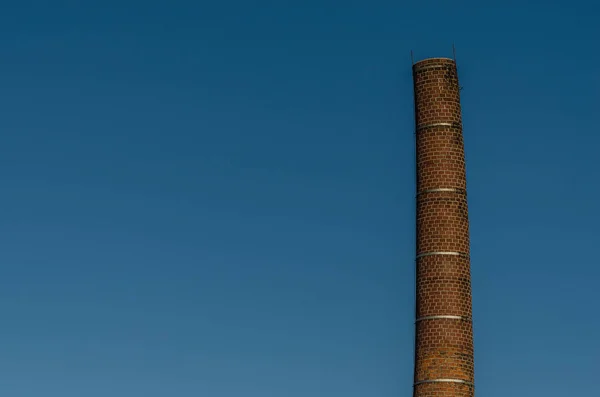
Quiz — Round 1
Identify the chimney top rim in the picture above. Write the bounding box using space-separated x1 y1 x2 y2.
413 57 455 65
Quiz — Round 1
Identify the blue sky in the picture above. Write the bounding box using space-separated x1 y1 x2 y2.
0 1 598 396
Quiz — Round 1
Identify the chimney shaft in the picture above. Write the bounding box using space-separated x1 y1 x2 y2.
412 58 475 397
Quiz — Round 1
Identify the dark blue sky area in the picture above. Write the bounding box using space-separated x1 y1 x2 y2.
0 1 598 396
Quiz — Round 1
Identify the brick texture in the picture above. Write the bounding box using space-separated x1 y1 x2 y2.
412 58 475 397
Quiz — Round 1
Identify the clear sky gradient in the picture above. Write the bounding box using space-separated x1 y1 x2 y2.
1 1 598 396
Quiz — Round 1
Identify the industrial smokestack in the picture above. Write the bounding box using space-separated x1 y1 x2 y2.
412 57 475 397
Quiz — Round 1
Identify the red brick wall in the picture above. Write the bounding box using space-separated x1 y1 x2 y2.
412 58 475 397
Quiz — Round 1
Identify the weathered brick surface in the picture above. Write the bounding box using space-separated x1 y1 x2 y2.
417 129 467 191
412 58 474 397
417 192 470 253
416 256 472 318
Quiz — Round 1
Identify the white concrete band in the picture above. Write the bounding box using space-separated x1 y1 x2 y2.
414 378 473 387
415 251 469 259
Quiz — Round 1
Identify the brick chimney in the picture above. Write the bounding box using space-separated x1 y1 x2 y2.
412 57 475 397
